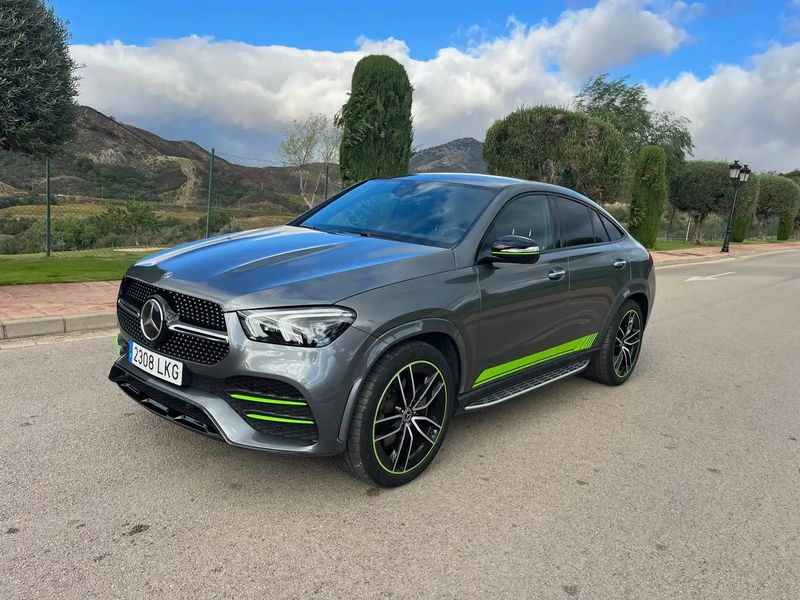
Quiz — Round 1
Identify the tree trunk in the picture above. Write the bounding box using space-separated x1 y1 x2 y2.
691 213 707 244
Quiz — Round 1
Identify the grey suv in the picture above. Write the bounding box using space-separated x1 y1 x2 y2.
109 173 654 486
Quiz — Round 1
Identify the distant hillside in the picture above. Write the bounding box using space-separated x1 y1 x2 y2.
0 106 313 215
410 137 486 174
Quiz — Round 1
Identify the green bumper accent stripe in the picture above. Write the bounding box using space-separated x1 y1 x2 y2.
231 393 307 406
474 332 598 388
245 413 315 425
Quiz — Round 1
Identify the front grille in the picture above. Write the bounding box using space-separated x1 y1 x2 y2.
117 277 229 365
194 375 318 443
121 277 226 331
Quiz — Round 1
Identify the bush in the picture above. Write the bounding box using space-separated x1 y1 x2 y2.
197 210 232 235
337 55 413 186
777 213 795 240
483 106 627 204
755 174 800 239
628 146 667 248
51 216 98 251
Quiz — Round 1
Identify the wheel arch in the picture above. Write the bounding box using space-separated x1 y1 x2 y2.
337 318 468 443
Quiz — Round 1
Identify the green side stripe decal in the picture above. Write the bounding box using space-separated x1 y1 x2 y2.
231 393 307 406
474 332 598 387
245 413 315 425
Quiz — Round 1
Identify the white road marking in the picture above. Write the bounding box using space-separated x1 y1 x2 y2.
685 271 735 282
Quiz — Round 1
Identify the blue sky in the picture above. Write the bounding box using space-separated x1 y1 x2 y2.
58 0 800 169
57 0 792 82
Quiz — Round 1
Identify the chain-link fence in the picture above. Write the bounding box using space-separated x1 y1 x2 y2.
0 149 341 256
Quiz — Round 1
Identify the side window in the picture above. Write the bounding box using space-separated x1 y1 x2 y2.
590 209 610 243
482 195 555 253
600 213 624 241
554 197 594 247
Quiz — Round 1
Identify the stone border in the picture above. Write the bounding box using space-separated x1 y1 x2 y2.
1 313 117 340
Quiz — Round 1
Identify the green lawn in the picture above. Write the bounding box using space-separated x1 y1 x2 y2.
652 240 706 251
0 249 154 285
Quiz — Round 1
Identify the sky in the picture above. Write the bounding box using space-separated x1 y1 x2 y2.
56 0 800 170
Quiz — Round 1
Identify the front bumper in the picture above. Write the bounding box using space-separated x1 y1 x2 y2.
110 314 376 456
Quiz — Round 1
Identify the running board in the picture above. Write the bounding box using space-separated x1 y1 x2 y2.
463 359 590 411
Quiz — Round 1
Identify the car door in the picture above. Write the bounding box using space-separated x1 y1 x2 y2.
550 194 630 343
473 194 571 388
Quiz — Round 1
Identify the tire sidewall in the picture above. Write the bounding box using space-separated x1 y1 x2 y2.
357 342 455 487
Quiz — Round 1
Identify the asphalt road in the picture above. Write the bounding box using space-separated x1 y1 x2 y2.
1 251 799 599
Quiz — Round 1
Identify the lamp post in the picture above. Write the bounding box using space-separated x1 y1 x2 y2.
721 160 751 253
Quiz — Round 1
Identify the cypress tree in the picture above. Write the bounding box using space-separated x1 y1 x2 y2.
628 145 667 248
0 0 78 155
337 55 413 186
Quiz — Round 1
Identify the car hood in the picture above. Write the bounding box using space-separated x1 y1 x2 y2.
124 226 455 310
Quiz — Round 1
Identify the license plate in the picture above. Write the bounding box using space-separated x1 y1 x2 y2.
129 341 184 385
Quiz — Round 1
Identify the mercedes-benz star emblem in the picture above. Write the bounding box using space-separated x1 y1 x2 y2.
140 297 165 342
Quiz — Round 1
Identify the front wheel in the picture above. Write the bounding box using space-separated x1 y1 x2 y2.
584 300 644 386
341 341 455 487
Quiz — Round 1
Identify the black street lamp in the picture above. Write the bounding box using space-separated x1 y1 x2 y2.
721 160 752 253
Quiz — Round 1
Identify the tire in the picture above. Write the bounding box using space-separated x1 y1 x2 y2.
583 299 644 386
341 340 455 487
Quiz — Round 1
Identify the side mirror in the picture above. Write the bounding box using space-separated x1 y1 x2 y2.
489 235 540 264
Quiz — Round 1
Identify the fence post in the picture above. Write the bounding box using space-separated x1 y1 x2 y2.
205 148 215 238
324 163 329 199
45 158 52 257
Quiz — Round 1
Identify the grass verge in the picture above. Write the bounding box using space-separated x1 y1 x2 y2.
0 249 152 285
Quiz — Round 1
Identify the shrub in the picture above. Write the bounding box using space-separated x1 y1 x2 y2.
628 146 667 248
337 55 413 186
483 106 627 204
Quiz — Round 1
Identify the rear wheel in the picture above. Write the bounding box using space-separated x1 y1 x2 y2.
584 300 644 386
341 341 454 487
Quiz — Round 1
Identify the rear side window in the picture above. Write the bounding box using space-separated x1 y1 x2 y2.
600 213 624 241
553 197 594 247
589 210 610 243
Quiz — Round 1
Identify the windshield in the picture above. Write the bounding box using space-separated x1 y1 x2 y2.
297 179 497 247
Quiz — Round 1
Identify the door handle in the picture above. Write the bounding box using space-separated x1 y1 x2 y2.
548 267 566 281
612 258 627 269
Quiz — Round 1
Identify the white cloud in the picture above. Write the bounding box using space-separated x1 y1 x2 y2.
70 0 800 171
71 0 688 154
648 43 800 171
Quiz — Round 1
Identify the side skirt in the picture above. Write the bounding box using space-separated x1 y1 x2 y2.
457 351 595 412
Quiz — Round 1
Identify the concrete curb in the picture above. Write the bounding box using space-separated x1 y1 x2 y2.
0 312 116 340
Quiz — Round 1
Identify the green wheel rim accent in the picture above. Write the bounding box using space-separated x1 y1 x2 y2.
474 332 598 387
372 360 448 476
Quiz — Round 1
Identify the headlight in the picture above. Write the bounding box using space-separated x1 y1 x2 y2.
238 307 356 347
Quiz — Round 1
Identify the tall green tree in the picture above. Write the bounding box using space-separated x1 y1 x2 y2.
757 174 800 240
573 74 693 196
670 161 733 243
336 55 413 186
0 0 78 156
483 106 627 204
628 145 667 248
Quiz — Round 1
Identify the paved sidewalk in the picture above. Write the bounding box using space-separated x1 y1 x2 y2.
1 241 798 339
